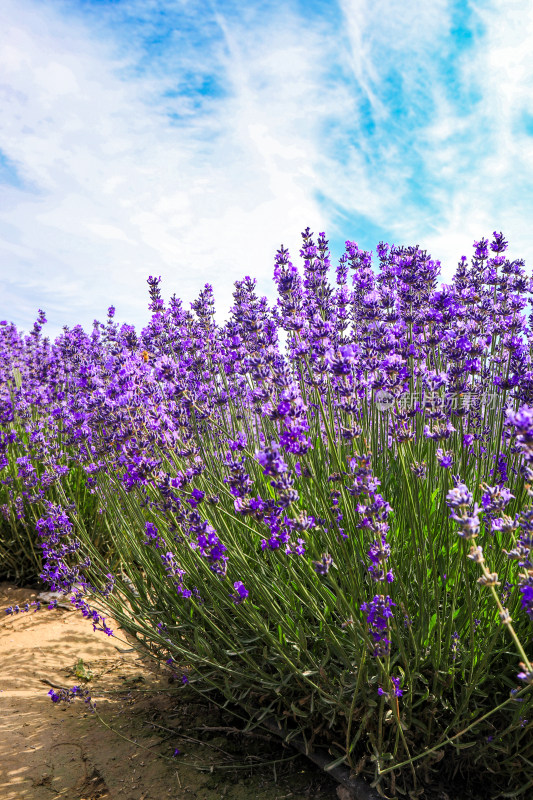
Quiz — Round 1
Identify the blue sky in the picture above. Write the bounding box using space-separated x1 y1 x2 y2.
1 0 532 337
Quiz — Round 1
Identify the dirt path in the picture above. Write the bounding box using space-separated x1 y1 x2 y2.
0 583 339 800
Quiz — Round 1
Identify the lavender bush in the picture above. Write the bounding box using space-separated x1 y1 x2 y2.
1 229 533 797
0 319 114 582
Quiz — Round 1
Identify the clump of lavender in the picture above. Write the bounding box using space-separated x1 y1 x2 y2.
2 228 533 797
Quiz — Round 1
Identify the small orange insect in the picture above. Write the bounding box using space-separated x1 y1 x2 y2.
141 350 150 363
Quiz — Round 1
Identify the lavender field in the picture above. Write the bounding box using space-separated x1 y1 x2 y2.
1 229 533 799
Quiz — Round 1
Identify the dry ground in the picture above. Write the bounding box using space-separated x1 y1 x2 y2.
0 582 339 800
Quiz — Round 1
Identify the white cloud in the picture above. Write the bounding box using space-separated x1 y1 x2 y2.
330 0 533 277
0 0 344 335
414 1 533 275
1 0 533 340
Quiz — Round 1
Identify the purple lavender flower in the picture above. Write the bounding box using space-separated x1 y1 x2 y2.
48 684 95 710
256 442 288 477
423 421 456 441
517 664 533 685
312 553 333 576
446 483 473 509
144 521 161 545
506 406 533 453
360 595 396 657
367 535 393 583
490 231 508 254
449 504 481 540
223 454 253 498
410 461 427 479
377 676 403 699
436 448 454 469
391 676 403 697
229 431 248 452
231 581 249 605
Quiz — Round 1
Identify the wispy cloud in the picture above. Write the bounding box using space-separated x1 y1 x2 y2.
418 1 533 273
331 0 533 274
0 0 345 334
0 0 532 336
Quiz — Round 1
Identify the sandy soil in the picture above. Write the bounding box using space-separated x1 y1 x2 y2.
0 583 340 800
